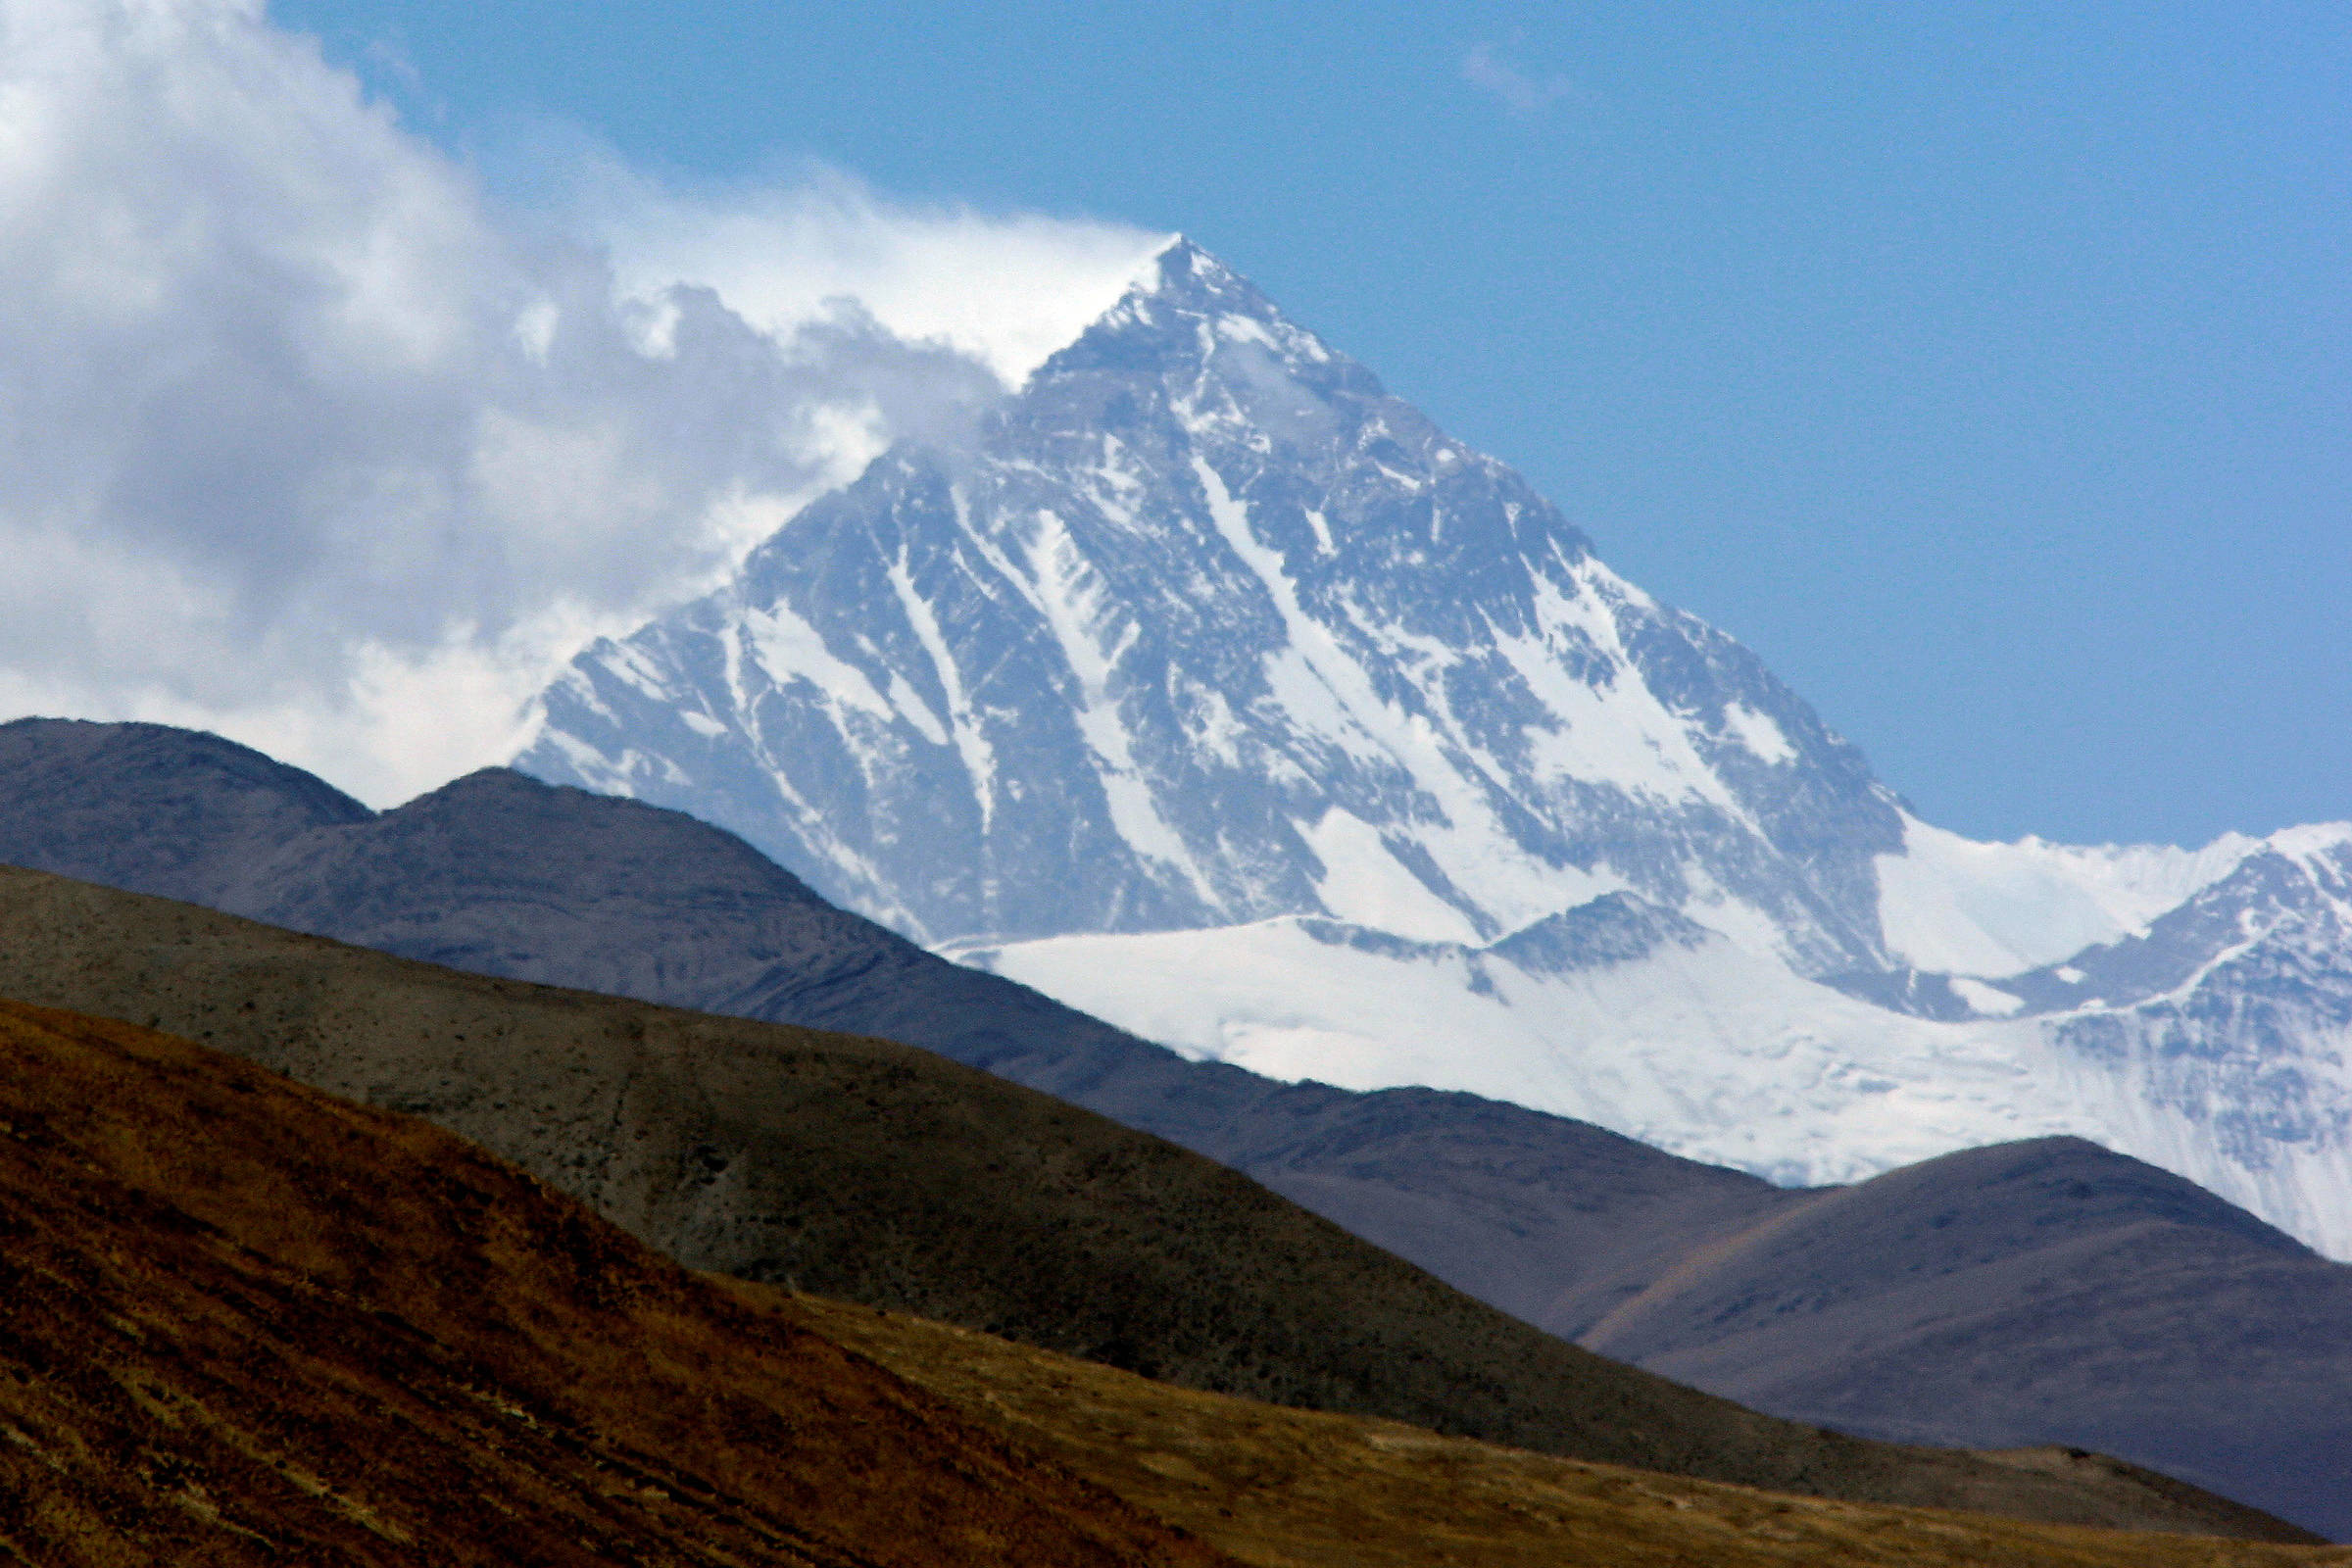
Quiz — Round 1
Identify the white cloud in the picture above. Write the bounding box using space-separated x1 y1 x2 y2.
566 158 1171 388
0 0 1166 805
1460 42 1578 120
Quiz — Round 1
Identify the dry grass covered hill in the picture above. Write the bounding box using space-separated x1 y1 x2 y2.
764 1289 2351 1568
0 992 2338 1567
0 997 1228 1567
0 862 2322 1543
4 720 2342 1537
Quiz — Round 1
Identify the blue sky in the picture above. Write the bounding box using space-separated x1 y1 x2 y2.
196 5 2352 842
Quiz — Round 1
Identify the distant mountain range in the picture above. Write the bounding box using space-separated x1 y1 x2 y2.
3 714 2345 1540
514 239 2352 1271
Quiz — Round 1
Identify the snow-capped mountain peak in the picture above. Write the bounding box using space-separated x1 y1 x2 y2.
1872 812 2270 980
520 244 2352 1259
524 239 1899 971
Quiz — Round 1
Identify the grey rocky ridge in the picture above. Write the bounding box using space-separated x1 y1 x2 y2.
519 238 2352 1262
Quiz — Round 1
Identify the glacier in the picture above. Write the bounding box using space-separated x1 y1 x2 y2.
519 238 2352 1259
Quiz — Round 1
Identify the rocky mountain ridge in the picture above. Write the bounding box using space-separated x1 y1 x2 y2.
522 241 1903 970
516 240 2352 1262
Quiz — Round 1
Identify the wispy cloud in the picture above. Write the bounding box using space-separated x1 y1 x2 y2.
0 0 1166 805
564 158 1171 391
1460 41 1578 120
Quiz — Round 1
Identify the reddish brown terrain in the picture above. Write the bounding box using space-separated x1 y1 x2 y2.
0 862 2323 1543
772 1290 2352 1568
3 721 2344 1538
0 992 2341 1567
0 996 1232 1567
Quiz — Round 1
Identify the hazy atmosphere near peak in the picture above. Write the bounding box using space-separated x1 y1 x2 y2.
5 0 2345 849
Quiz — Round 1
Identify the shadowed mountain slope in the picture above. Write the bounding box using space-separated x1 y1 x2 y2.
0 997 1232 1568
2 717 2348 1538
772 1289 2347 1568
1577 1138 2352 1538
1 996 2334 1567
0 864 2312 1542
0 714 370 905
0 718 1813 1336
510 241 2352 1276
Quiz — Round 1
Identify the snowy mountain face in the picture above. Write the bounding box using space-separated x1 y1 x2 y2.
521 240 2352 1259
526 242 1902 963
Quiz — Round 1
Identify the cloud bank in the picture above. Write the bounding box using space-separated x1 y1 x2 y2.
0 0 1166 803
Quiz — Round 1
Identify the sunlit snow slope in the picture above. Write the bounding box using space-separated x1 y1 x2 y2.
521 240 2352 1258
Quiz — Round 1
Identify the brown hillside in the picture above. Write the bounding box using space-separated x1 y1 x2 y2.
0 863 2317 1542
0 997 1232 1568
763 1288 2352 1568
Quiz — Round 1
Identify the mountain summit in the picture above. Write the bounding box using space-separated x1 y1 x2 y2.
523 239 1899 964
520 242 2352 1259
